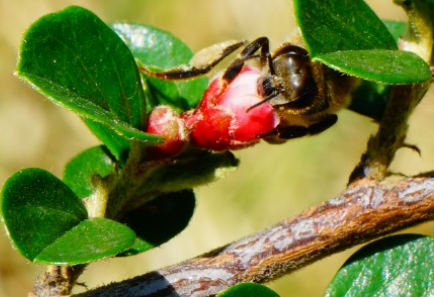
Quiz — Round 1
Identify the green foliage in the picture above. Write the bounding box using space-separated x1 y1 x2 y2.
217 283 280 297
35 218 135 265
15 6 160 144
319 49 430 84
112 23 207 110
0 169 135 264
5 6 231 265
82 119 131 164
293 0 431 121
324 235 434 297
294 0 431 84
1 168 87 261
63 145 116 199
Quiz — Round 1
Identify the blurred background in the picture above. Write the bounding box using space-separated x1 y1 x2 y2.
1 1 434 296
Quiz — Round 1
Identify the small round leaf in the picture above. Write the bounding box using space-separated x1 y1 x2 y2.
34 217 136 265
0 168 87 261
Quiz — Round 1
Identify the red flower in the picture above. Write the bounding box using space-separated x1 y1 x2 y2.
182 65 279 151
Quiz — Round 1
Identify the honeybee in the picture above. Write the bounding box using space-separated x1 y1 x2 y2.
141 37 359 143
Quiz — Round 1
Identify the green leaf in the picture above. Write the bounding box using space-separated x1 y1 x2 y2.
83 118 131 163
294 0 397 57
35 217 136 265
0 168 87 261
112 23 208 110
63 145 116 199
294 0 431 84
324 234 434 297
16 6 162 144
118 190 195 256
217 283 280 297
317 49 432 84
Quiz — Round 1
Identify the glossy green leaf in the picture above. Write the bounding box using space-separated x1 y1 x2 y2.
294 0 397 57
317 49 432 83
83 118 131 164
294 0 431 84
324 234 434 297
16 6 161 144
0 168 87 261
63 145 116 199
112 23 208 110
119 190 195 256
35 217 136 265
217 283 280 297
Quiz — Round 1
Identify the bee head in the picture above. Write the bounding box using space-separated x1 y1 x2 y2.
257 44 317 108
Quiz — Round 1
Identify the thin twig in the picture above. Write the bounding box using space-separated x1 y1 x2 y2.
72 175 434 297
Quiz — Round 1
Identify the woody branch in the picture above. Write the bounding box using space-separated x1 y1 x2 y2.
72 175 434 297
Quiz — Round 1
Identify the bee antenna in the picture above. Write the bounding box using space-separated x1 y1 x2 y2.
246 90 281 112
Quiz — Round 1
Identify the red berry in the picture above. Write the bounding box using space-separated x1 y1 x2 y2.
146 105 189 159
182 65 279 151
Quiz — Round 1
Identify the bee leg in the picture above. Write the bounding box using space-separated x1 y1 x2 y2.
265 114 338 142
140 40 248 80
261 126 307 144
306 114 338 135
275 126 308 139
222 37 273 82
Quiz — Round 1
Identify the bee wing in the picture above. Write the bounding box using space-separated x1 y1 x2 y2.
140 39 247 81
190 40 248 69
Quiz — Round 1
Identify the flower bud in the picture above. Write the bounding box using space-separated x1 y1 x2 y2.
182 65 279 151
146 105 189 159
